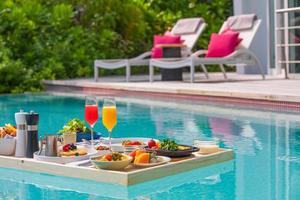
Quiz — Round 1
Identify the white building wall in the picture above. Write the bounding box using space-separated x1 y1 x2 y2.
233 0 272 75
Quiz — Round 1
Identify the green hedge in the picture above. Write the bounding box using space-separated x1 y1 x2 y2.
0 0 232 93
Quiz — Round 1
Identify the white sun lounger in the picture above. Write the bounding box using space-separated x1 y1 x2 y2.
94 18 207 82
149 15 265 83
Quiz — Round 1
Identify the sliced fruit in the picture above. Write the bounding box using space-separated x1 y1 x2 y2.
129 150 136 158
148 139 156 148
100 157 109 162
104 154 112 161
122 140 143 146
134 153 150 164
122 140 131 146
135 149 146 157
157 141 161 149
131 141 142 145
63 144 70 152
96 145 109 151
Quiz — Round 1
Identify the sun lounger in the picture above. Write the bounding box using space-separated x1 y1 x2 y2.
94 18 207 82
149 14 265 83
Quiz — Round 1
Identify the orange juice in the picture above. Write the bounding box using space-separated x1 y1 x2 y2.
102 106 117 131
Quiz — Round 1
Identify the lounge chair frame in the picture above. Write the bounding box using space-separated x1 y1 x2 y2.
94 51 151 82
149 19 265 83
94 18 207 82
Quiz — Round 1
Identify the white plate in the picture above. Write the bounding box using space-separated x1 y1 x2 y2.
101 137 157 145
33 146 101 164
111 144 147 153
123 144 147 151
101 137 157 152
133 156 171 168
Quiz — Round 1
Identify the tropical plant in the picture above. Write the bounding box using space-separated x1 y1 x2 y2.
0 0 232 93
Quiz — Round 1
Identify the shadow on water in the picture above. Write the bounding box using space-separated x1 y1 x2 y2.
0 161 234 200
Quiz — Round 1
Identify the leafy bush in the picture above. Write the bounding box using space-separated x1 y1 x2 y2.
0 0 232 93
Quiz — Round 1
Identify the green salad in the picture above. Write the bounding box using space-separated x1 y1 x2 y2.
160 139 178 151
59 118 91 134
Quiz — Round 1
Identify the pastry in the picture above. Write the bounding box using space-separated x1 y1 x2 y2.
59 144 87 157
0 124 17 138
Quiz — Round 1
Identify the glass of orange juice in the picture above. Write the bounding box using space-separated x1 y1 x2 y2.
102 98 117 151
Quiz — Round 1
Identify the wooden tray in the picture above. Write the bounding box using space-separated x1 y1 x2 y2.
0 160 234 199
0 149 233 186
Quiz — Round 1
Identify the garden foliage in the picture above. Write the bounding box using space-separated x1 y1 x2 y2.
0 0 232 93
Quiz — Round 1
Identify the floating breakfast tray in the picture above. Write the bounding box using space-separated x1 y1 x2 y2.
0 149 233 186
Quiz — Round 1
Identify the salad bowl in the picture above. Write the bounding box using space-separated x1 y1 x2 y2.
59 118 101 142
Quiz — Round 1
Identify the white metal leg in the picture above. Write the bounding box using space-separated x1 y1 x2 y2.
219 64 228 79
200 64 209 79
149 64 154 82
190 62 195 83
94 64 99 82
248 51 265 79
126 63 130 82
256 60 266 80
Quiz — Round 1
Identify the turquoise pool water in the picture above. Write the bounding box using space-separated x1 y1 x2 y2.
0 94 300 200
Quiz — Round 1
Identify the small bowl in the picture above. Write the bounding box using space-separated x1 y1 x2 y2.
0 138 16 156
194 140 219 154
110 144 124 152
90 154 132 170
76 132 101 142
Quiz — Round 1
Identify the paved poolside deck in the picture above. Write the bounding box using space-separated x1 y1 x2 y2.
44 73 300 105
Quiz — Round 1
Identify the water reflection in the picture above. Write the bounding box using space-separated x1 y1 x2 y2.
148 100 300 200
1 94 300 199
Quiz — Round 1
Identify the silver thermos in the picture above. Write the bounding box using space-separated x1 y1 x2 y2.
15 110 28 157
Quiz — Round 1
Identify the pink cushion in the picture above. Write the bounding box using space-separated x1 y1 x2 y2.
164 32 185 43
164 30 172 36
153 35 181 46
151 35 182 58
221 27 243 46
151 47 163 58
205 32 240 58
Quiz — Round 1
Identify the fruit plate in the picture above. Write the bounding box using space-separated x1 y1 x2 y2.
102 137 157 152
33 146 102 164
147 145 199 158
133 156 171 168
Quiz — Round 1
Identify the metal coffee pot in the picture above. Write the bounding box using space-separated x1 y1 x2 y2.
44 134 58 157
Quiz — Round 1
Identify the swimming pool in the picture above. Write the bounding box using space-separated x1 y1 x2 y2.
0 93 299 200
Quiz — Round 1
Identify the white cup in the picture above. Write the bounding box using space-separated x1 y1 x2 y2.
194 140 219 154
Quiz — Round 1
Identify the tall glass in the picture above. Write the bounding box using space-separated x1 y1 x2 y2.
102 98 117 151
85 96 98 145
